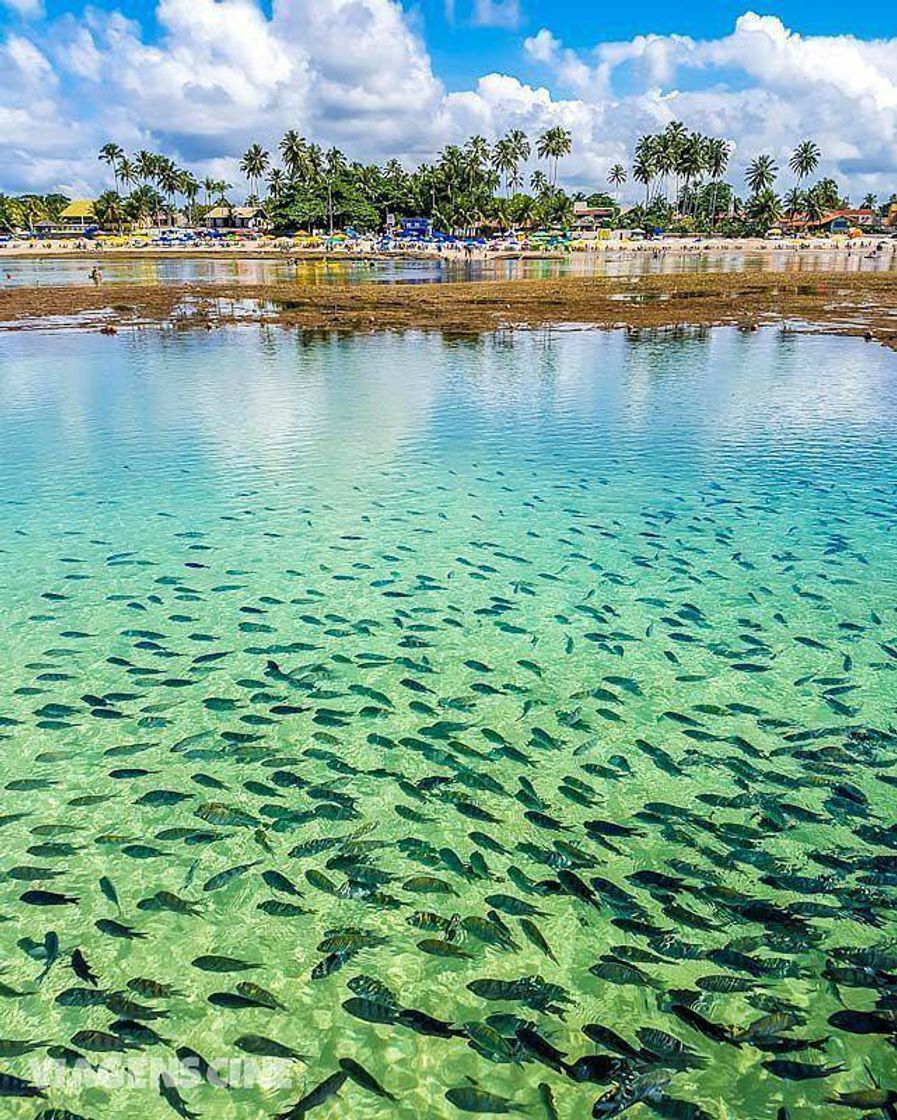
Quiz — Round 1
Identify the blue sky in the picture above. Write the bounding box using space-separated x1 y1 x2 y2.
424 1 897 88
15 1 897 89
3 0 897 199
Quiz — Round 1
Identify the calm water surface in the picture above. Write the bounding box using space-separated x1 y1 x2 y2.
1 326 896 1120
3 246 897 289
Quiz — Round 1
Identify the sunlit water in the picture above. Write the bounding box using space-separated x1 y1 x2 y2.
2 244 897 290
1 325 897 1120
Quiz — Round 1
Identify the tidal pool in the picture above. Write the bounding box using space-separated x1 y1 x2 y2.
3 244 896 291
1 325 896 1120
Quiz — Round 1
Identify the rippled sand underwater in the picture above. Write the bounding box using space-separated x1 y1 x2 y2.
1 326 897 1120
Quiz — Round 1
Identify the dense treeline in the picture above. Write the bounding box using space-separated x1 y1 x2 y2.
1 126 895 236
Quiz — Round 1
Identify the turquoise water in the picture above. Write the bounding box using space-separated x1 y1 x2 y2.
1 325 897 1120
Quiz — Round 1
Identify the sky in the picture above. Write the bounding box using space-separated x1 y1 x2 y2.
2 0 897 202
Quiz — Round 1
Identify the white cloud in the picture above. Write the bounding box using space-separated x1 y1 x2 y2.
472 0 521 30
1 0 44 18
2 5 897 201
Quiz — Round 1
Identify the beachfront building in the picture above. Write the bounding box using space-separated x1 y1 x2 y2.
205 206 269 231
59 199 97 229
784 208 880 234
572 201 615 231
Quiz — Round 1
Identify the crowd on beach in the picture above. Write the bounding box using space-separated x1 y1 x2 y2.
2 230 896 264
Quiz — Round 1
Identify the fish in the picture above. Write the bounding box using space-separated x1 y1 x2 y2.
159 1073 200 1119
203 860 263 892
0 1073 47 1098
763 1060 847 1080
274 1070 348 1119
338 1056 397 1100
445 1086 523 1113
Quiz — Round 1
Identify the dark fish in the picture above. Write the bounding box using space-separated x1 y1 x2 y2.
159 1072 200 1119
71 949 98 986
275 1070 348 1119
234 1035 304 1061
398 1008 463 1037
20 891 79 907
192 955 260 973
671 1005 740 1047
0 1072 47 1098
203 860 263 892
338 1056 397 1100
763 1060 846 1080
95 919 145 940
445 1086 522 1113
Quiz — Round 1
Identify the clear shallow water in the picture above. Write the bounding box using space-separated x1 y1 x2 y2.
2 245 897 290
1 325 897 1120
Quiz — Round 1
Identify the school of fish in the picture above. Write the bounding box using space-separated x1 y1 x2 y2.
2 328 897 1120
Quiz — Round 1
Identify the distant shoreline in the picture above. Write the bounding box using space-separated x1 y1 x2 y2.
1 235 894 263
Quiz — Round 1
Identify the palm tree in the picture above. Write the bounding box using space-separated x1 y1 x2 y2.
814 178 842 210
267 168 287 201
136 150 160 187
789 140 820 186
507 129 530 163
632 137 658 207
659 121 687 202
0 194 26 233
202 176 217 207
305 143 324 180
323 147 347 233
155 158 182 223
784 188 805 218
607 164 626 201
99 143 125 192
240 144 270 200
677 133 706 215
537 127 572 186
704 138 730 227
530 169 549 197
804 185 827 223
118 157 138 193
861 193 878 212
746 188 782 230
126 185 159 228
745 155 778 196
18 195 48 233
179 171 200 225
492 137 517 196
94 190 126 233
280 131 307 181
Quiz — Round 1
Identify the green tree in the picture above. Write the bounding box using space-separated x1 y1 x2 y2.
125 185 162 228
94 190 126 233
704 138 730 226
632 136 658 207
267 168 287 201
136 150 160 186
745 155 778 195
745 188 782 231
789 140 820 185
783 188 805 219
99 143 125 192
118 157 138 193
240 144 270 199
607 163 626 201
536 127 572 186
